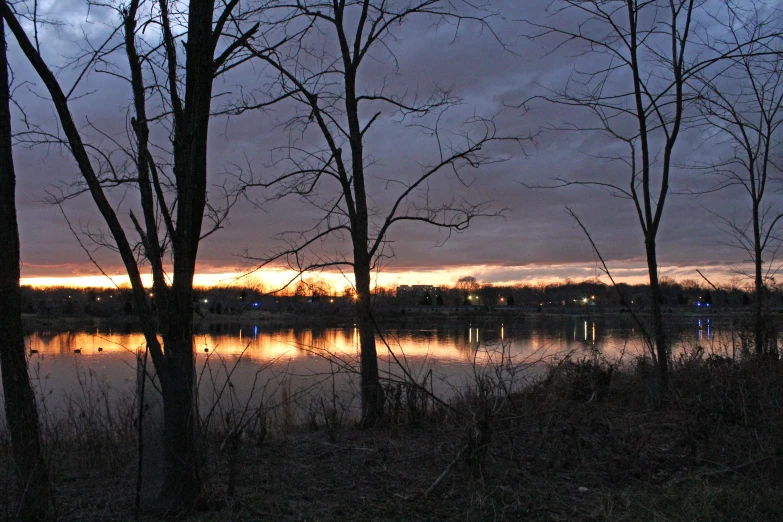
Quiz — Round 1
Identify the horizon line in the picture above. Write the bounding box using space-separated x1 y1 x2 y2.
19 265 745 290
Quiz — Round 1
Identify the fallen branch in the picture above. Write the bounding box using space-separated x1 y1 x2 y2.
423 444 468 497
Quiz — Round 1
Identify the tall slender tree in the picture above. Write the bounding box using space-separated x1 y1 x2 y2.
241 0 522 424
691 0 783 356
525 0 778 390
0 14 53 522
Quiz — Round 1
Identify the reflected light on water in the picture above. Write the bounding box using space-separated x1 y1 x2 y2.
28 328 475 365
584 321 588 342
23 317 723 412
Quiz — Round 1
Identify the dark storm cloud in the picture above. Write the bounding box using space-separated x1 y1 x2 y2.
7 0 767 285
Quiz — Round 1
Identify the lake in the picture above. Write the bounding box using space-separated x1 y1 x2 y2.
21 314 738 419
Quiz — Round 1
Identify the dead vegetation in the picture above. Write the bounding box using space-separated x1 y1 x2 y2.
3 346 783 521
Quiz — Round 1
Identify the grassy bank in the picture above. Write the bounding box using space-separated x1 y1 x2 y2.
3 342 783 521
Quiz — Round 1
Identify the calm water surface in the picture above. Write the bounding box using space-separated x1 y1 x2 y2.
23 315 734 414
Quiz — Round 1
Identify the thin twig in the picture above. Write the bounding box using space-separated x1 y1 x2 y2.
566 207 655 361
57 202 121 290
696 269 719 291
369 313 458 414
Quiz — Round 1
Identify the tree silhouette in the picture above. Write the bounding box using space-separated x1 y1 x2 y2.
690 0 783 355
240 1 524 424
0 13 52 520
2 0 263 511
525 0 778 390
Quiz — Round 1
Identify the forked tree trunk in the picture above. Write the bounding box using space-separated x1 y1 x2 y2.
0 19 53 522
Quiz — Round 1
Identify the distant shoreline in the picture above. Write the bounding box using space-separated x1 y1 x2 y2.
22 305 774 335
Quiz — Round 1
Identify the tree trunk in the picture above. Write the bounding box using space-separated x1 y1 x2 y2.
353 255 384 425
645 236 668 390
0 18 53 521
150 0 214 508
158 310 200 512
753 202 766 356
754 256 765 357
1 0 217 513
153 219 203 510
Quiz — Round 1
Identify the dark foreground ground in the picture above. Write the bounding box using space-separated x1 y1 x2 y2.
3 354 783 521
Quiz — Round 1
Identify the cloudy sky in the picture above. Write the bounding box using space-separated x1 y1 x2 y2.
6 0 775 289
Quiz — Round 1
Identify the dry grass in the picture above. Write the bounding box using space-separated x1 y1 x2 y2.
3 350 783 521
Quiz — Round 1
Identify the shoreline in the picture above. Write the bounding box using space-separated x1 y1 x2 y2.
21 305 773 336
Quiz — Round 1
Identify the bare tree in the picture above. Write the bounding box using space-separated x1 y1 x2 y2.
1 0 263 512
0 15 52 521
523 0 778 390
690 0 783 356
455 275 480 304
240 0 523 423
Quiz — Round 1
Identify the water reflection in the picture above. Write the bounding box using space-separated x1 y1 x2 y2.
697 318 711 341
22 316 724 412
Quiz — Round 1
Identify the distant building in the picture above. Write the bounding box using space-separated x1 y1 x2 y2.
396 285 440 297
396 285 441 305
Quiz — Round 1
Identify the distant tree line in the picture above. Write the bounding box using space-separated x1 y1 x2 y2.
21 275 774 319
390 277 776 309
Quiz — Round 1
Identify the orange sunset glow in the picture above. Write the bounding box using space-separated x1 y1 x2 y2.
19 262 743 290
